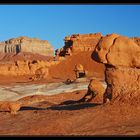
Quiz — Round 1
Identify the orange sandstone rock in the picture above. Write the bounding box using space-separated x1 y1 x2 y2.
79 79 105 104
93 33 140 104
0 36 54 56
58 33 102 57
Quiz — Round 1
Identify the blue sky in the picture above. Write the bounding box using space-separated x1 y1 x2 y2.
0 5 140 50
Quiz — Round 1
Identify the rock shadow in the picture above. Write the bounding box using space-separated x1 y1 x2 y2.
19 99 101 112
91 50 99 62
16 45 21 54
20 106 46 111
48 100 101 111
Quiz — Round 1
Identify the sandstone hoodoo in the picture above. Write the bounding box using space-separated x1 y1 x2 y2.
74 64 86 78
93 33 140 104
78 79 106 104
0 36 54 56
55 33 102 57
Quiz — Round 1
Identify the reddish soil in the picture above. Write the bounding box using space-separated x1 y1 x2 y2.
0 90 140 136
0 50 105 85
49 51 105 80
0 51 139 136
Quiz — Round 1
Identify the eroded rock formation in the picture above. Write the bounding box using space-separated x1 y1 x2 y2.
30 67 49 81
78 79 105 104
93 33 140 104
56 33 102 57
74 64 86 78
131 37 140 47
0 36 54 56
0 95 57 114
0 59 58 77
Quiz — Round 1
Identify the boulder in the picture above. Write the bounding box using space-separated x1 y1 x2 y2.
88 79 105 104
74 64 86 78
78 79 105 104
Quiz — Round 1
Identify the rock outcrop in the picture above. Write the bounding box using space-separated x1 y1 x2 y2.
0 59 59 77
30 67 49 81
78 79 105 104
93 33 140 104
0 95 57 114
0 36 54 56
87 79 105 104
56 33 102 57
131 37 140 47
74 64 86 78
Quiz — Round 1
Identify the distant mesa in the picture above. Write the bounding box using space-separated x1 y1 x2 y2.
0 36 54 57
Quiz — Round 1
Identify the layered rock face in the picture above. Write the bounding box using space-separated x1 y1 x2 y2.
0 36 54 56
57 33 102 57
0 59 61 77
93 33 140 104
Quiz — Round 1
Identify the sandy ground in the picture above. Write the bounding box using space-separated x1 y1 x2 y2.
0 51 139 136
0 76 139 136
0 90 140 136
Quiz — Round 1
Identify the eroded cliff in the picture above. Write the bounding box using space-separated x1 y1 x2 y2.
56 33 102 57
0 36 54 56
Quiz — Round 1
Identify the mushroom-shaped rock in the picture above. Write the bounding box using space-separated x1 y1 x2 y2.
94 34 140 68
95 33 120 64
74 64 86 78
93 33 140 104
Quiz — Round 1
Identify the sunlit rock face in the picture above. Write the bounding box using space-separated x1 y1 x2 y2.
93 33 140 104
0 36 54 56
131 37 140 47
0 58 62 77
57 33 102 56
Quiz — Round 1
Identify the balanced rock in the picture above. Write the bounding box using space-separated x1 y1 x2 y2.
93 33 140 104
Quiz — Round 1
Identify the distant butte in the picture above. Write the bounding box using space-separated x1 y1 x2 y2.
0 36 54 56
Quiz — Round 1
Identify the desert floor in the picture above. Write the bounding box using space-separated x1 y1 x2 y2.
0 76 140 136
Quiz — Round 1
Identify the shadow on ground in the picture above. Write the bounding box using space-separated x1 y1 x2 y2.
48 100 101 111
19 100 101 112
48 103 100 111
20 106 46 111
